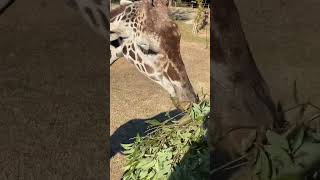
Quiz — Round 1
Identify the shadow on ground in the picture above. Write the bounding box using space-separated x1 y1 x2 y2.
110 109 185 158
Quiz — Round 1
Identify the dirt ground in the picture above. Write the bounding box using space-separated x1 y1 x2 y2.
0 0 107 179
110 6 210 180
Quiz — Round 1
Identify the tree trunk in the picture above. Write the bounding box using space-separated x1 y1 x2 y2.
209 0 283 179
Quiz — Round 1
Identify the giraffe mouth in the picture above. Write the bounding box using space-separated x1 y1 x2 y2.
170 97 199 111
170 86 199 111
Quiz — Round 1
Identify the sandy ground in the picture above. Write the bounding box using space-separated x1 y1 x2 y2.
109 7 210 179
0 0 107 179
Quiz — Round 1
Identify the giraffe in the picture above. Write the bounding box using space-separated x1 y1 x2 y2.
109 0 199 109
0 0 199 109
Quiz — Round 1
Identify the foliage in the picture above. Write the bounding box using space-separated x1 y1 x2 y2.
210 115 320 180
210 82 320 180
255 128 320 180
121 96 210 180
253 85 320 180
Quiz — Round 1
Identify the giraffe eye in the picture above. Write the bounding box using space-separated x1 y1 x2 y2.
137 44 158 55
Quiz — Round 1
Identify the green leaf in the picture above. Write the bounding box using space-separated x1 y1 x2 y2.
240 130 257 154
144 159 156 170
264 145 293 167
291 128 305 153
121 143 133 150
121 97 210 179
309 132 320 142
194 128 201 138
136 158 153 169
139 170 149 179
277 164 303 179
192 103 201 111
266 130 290 151
146 119 161 126
254 151 262 174
275 174 302 180
260 150 271 180
122 148 135 155
147 170 156 179
294 142 320 168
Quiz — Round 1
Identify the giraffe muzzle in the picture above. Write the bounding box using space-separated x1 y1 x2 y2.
171 84 199 111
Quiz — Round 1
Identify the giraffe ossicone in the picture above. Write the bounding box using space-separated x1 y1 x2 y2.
120 0 133 6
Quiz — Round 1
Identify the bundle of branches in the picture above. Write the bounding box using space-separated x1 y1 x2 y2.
121 95 210 180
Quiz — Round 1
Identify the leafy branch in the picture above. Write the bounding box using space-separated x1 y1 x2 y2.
121 95 210 180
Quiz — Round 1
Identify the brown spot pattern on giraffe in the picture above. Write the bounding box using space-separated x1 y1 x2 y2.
122 46 127 54
129 50 136 60
167 63 180 81
144 63 154 73
140 65 146 72
135 64 141 71
163 72 171 81
125 7 131 13
137 54 142 62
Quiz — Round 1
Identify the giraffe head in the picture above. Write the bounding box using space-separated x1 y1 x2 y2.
111 0 199 109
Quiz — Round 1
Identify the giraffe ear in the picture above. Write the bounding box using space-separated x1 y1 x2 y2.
120 0 133 6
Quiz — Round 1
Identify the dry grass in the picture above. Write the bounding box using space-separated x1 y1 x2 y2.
176 21 210 46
